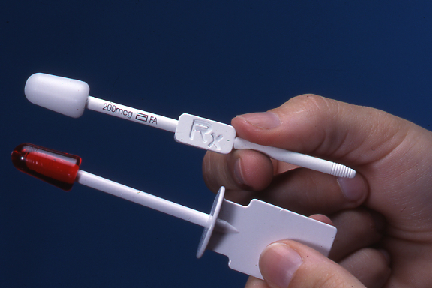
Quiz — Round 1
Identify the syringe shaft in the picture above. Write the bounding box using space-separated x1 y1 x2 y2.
234 138 355 178
87 96 179 132
24 73 357 178
76 170 236 232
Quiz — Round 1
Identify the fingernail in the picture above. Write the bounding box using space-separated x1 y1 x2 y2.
234 158 245 186
337 176 365 202
260 243 302 288
238 112 281 130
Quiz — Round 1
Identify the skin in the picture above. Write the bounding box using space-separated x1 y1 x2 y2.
202 95 432 288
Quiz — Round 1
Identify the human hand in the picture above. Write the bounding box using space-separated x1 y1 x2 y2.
202 95 432 287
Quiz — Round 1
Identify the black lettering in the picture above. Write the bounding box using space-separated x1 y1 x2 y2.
149 116 157 124
136 113 149 122
103 103 134 119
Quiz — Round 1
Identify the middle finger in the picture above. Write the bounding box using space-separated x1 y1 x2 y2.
257 167 368 215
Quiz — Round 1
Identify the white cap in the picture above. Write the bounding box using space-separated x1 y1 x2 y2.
25 73 89 118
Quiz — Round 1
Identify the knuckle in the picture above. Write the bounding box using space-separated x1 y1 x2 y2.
276 94 342 153
280 94 341 131
284 94 335 114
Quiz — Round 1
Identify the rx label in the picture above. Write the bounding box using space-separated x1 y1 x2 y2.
189 119 224 150
175 113 236 154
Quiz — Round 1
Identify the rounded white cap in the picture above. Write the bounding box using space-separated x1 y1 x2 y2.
25 73 89 118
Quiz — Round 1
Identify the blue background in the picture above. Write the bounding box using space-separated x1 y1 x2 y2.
1 1 432 287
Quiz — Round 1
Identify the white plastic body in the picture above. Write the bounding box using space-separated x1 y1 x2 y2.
76 170 336 279
175 113 236 154
76 170 234 232
234 138 356 178
207 199 337 279
25 73 89 118
24 73 356 177
87 96 178 132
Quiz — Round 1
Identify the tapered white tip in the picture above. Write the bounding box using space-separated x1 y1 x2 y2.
331 163 356 178
25 73 89 118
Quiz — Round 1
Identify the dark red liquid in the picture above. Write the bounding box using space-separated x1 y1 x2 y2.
11 143 82 191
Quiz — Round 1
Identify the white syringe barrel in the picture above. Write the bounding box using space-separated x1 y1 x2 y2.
25 73 89 118
24 73 356 178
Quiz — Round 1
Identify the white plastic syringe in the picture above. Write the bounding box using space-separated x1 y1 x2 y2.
24 73 356 178
12 143 336 279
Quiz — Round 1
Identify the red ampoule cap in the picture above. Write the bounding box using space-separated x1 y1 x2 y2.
11 143 82 191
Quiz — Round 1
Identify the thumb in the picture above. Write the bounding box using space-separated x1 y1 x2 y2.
232 94 412 165
259 240 365 288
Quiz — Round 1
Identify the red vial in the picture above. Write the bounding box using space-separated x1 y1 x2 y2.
11 143 82 191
